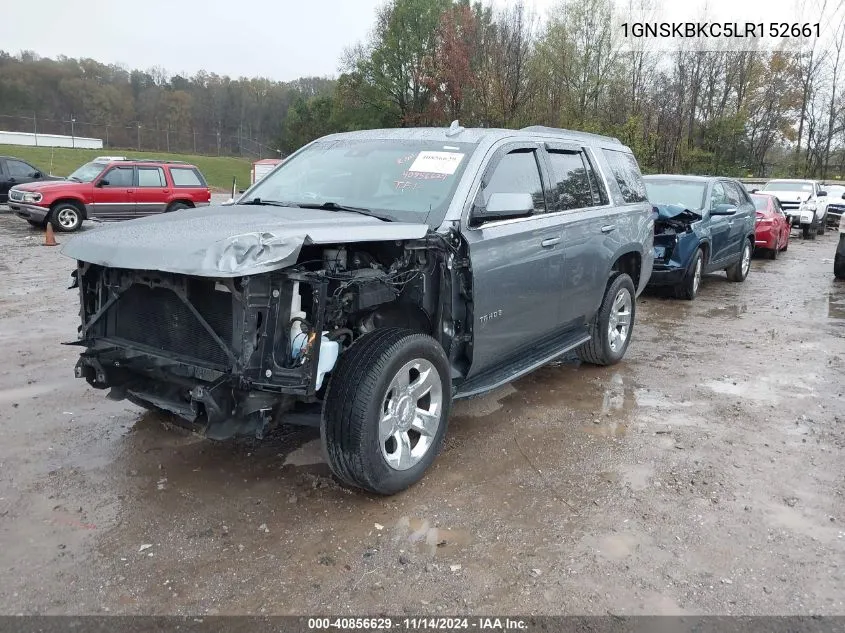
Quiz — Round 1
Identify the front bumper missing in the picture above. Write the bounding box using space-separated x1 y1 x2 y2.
71 265 329 438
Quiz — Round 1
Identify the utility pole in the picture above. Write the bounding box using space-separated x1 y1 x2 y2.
137 123 142 152
70 115 76 148
33 113 37 147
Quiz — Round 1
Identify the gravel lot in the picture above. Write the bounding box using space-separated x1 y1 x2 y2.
0 211 843 616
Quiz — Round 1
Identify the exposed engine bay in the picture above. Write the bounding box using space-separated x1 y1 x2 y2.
653 206 702 264
71 233 472 440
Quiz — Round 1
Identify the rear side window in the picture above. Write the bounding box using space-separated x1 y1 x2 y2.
170 167 205 187
483 149 546 215
603 149 647 203
138 167 166 187
547 149 608 211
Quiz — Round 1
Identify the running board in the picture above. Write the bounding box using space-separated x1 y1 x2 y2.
453 330 591 399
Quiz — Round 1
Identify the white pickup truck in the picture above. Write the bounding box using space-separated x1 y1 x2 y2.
758 179 829 240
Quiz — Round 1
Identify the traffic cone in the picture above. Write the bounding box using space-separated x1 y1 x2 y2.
44 223 57 247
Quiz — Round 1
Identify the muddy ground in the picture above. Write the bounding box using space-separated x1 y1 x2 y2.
0 211 843 616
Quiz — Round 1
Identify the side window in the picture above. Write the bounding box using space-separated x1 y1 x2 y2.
6 159 35 178
102 166 134 187
602 149 647 203
138 167 166 187
723 181 742 206
483 149 546 215
547 150 607 211
170 167 204 187
711 182 727 208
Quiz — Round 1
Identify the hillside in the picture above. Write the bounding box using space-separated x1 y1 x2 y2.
0 145 251 191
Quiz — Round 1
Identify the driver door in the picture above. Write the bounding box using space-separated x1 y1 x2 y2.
707 181 732 267
92 165 136 220
461 143 565 376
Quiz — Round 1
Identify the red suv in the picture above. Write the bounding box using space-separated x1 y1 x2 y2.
9 158 211 232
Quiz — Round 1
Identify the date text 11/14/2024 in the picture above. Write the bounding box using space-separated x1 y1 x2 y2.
620 22 820 39
307 617 529 630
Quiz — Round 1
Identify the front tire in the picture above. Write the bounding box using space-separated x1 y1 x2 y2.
835 253 845 280
818 215 826 235
50 203 83 232
578 273 636 366
675 248 703 300
322 328 451 495
727 239 752 282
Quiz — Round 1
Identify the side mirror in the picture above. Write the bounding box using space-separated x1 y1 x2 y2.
818 190 827 197
96 179 108 187
749 188 759 194
31 171 42 179
472 192 534 225
841 192 845 200
710 203 737 216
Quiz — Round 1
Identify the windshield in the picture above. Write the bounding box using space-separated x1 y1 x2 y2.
68 161 107 183
763 181 813 192
644 179 707 210
751 195 771 211
242 139 477 224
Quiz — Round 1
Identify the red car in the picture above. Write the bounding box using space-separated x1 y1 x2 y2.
8 158 211 232
750 193 790 259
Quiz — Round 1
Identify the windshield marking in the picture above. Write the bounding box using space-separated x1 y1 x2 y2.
408 151 465 175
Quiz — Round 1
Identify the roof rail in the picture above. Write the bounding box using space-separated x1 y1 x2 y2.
126 158 190 164
520 125 621 144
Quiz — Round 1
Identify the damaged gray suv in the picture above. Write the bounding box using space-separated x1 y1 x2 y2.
63 124 654 495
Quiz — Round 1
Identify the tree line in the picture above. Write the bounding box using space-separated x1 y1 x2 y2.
1 0 844 178
303 0 845 179
0 50 333 158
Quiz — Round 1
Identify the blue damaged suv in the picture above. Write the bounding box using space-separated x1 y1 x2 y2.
644 175 756 300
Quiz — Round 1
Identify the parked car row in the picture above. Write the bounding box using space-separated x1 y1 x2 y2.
5 156 211 231
2 125 841 495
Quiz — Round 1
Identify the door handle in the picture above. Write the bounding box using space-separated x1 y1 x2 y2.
600 224 616 233
540 237 561 248
163 189 170 193
127 189 135 193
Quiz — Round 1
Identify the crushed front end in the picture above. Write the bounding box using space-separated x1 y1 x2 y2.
71 264 328 439
648 205 703 286
69 235 468 440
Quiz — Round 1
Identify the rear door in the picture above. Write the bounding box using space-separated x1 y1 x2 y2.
134 166 168 216
91 165 135 220
708 182 732 267
542 143 615 324
462 143 565 376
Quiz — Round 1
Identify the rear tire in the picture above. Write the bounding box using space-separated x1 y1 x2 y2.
322 328 451 495
577 273 636 366
675 248 703 300
50 203 83 232
818 215 826 235
165 202 190 213
768 244 779 260
727 239 752 282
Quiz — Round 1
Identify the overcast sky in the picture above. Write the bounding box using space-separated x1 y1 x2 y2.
0 0 824 82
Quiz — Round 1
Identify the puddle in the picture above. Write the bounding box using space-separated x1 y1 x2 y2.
392 516 471 556
703 304 748 318
581 419 627 437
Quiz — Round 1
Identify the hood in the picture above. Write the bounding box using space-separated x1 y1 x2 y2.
652 204 702 221
12 178 73 192
61 204 430 277
763 190 810 202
